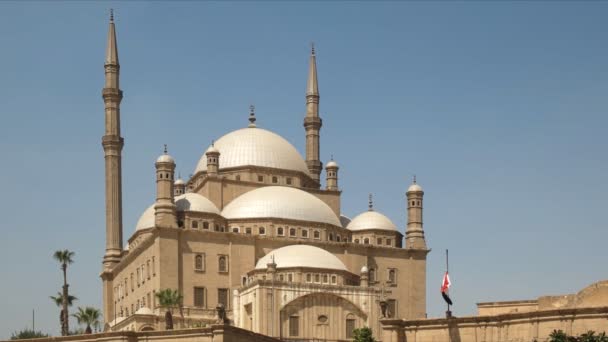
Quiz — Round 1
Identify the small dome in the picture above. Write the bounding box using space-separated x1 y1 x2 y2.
326 160 339 168
340 215 352 228
134 307 154 315
222 186 341 226
174 178 185 186
407 182 423 193
255 245 347 271
135 194 220 231
175 193 220 214
360 265 369 274
156 154 174 163
206 144 219 154
347 210 398 232
194 128 309 175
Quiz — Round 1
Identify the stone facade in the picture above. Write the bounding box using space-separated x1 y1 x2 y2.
99 15 429 342
381 281 608 342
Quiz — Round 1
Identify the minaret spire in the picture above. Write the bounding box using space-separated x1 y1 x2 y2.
304 43 322 185
101 9 124 333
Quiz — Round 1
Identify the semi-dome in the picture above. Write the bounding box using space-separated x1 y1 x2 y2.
194 127 310 175
135 194 219 231
135 204 155 231
255 245 347 271
222 186 341 226
347 210 398 232
175 193 220 214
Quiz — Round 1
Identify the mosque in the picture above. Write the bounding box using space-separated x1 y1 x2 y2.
100 13 428 340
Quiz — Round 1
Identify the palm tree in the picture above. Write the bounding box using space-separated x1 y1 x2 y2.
155 289 183 330
72 307 101 334
50 292 77 331
53 250 75 336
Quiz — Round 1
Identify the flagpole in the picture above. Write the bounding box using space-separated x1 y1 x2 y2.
446 249 452 318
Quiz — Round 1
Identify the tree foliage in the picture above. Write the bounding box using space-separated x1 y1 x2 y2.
548 330 608 342
155 289 183 330
72 306 102 334
10 329 48 340
353 326 377 342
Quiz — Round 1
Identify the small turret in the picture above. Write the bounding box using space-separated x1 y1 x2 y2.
325 157 339 191
154 145 177 228
206 143 220 176
360 265 369 287
174 174 185 196
405 176 426 249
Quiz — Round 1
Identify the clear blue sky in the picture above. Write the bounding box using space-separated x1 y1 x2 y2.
0 1 607 338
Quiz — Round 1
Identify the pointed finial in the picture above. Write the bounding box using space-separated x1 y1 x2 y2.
413 174 417 184
163 144 168 154
178 171 181 178
211 139 215 147
311 42 315 56
110 8 114 22
330 154 334 161
248 105 257 127
368 193 373 211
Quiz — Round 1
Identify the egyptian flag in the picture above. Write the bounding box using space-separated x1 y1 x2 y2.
441 272 453 305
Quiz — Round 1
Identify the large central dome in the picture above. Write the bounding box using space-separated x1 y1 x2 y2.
194 127 310 175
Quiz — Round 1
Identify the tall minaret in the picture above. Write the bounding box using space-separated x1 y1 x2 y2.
102 10 124 269
405 176 427 249
304 44 322 184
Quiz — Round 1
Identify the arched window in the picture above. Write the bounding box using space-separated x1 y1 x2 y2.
246 227 252 234
232 227 239 233
346 314 356 338
322 274 328 283
417 201 421 206
195 254 204 271
331 275 337 284
377 237 382 245
301 229 308 238
259 227 266 235
277 227 284 236
203 221 209 229
354 239 360 244
386 238 392 246
337 235 341 242
289 228 296 237
272 176 278 183
329 233 334 241
313 230 320 239
192 221 198 229
218 255 228 273
306 274 312 283
369 268 376 283
364 238 370 245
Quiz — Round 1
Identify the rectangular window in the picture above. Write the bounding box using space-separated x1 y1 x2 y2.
286 177 292 185
306 274 312 283
387 299 397 318
258 175 264 182
218 288 229 309
346 319 356 338
246 227 252 235
272 176 278 183
147 293 151 308
301 229 308 238
195 254 205 271
289 316 299 336
137 268 141 286
331 275 337 284
288 274 293 282
314 274 320 283
141 264 145 283
147 260 151 279
322 274 328 283
203 222 209 229
152 257 156 276
377 238 383 245
388 268 397 284
386 239 392 246
194 287 205 307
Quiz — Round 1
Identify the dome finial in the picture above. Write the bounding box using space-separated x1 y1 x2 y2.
311 42 315 56
248 104 257 128
413 174 416 184
163 144 168 154
211 139 215 147
368 193 373 211
110 8 114 22
330 154 334 161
